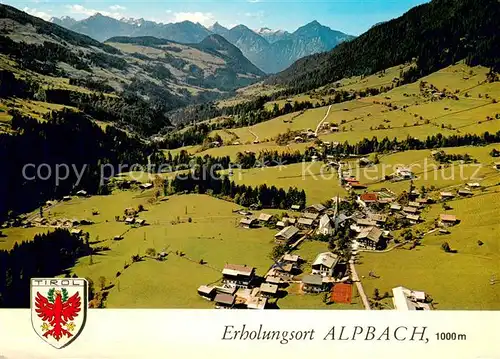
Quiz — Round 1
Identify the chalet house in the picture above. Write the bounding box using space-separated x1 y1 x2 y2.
297 218 314 229
356 226 384 250
408 201 421 208
311 252 339 277
259 283 279 298
294 136 305 143
240 217 257 229
265 275 286 287
392 286 431 310
136 219 146 226
330 124 339 132
291 204 302 211
356 218 378 227
306 204 326 213
258 213 273 224
369 213 387 225
359 157 372 167
275 226 300 244
238 210 252 216
125 217 135 225
360 193 378 204
410 189 420 198
276 221 286 228
440 192 455 200
62 196 72 201
396 168 414 179
214 293 236 309
467 182 481 189
416 198 430 205
76 190 88 197
390 204 402 211
282 217 297 225
302 274 325 293
139 183 153 190
317 214 334 235
246 296 268 310
378 197 393 205
302 212 319 221
249 203 262 210
402 206 419 214
222 264 256 288
440 214 458 226
349 182 368 190
197 286 216 301
406 214 421 224
283 254 301 266
344 177 359 184
458 189 473 196
494 162 500 170
266 266 293 282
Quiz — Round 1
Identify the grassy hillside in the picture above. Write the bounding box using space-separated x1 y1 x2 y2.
0 5 264 134
165 62 500 159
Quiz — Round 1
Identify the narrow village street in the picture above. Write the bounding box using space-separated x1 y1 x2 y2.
349 259 371 310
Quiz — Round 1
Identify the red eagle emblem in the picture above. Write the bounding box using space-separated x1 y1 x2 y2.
34 288 81 341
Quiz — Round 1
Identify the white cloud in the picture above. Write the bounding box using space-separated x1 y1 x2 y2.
171 12 215 26
66 4 125 20
244 11 264 18
109 5 126 11
22 7 52 21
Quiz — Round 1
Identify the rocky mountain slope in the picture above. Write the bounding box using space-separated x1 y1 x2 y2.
50 15 354 74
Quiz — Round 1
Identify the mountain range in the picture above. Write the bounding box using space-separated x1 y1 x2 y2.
50 14 354 73
0 4 264 134
267 0 500 90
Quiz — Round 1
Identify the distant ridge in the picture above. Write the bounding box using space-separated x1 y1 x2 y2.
50 14 354 74
268 0 500 89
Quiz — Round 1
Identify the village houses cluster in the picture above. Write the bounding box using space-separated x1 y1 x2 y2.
195 156 475 309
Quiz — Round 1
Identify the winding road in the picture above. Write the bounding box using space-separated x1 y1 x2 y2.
314 105 332 136
248 128 259 143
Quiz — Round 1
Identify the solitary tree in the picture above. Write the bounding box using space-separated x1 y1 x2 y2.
98 276 106 291
441 242 451 253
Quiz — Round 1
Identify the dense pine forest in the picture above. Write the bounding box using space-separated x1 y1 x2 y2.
268 0 500 91
0 109 164 221
0 229 93 308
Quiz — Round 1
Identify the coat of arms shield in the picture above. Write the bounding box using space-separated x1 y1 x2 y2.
31 278 88 349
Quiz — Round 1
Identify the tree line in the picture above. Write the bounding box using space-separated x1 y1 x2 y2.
163 130 500 175
168 164 306 209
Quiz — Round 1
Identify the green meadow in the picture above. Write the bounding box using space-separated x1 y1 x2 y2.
357 189 500 310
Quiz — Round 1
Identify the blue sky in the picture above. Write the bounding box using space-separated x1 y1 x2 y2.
7 0 429 35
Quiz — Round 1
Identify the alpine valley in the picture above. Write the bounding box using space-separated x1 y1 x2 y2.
1 0 499 312
50 14 355 74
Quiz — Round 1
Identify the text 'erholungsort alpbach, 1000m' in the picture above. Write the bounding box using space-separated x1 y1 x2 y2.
221 324 430 344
